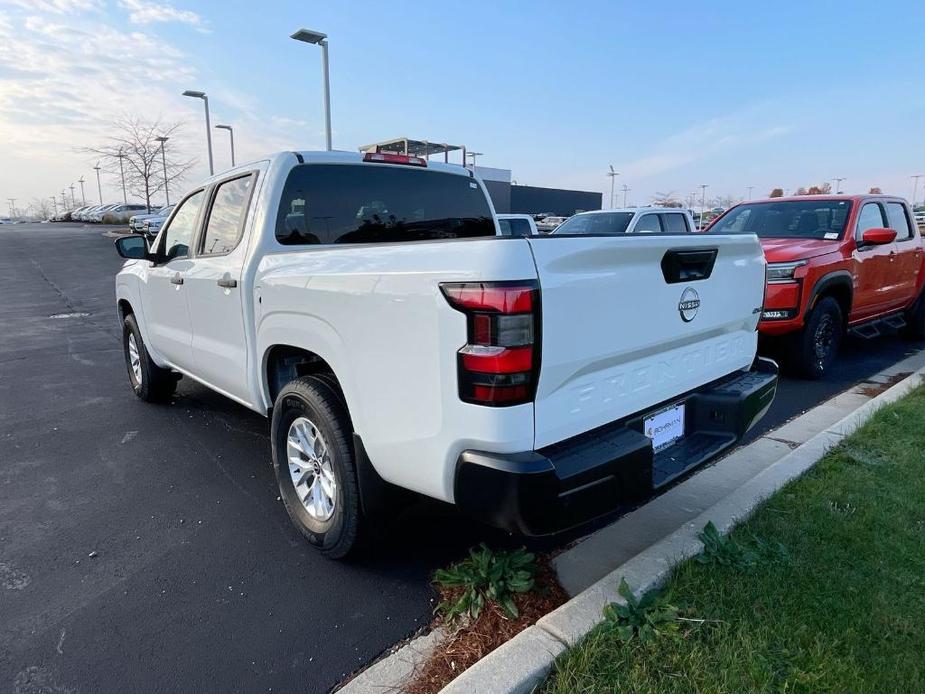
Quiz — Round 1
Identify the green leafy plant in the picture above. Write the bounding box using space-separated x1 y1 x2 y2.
696 521 789 571
434 544 537 622
603 578 680 643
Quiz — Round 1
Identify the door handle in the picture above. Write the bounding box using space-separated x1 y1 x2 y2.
217 274 238 289
170 274 184 285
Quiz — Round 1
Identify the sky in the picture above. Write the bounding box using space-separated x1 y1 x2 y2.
1 0 924 215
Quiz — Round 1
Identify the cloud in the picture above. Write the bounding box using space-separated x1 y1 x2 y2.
3 0 103 13
117 0 208 31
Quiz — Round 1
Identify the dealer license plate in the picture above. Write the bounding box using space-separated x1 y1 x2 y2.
643 403 685 452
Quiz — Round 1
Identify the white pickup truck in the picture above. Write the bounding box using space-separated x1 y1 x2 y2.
114 150 777 558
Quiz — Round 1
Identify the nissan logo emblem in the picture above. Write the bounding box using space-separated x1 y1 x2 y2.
678 287 700 322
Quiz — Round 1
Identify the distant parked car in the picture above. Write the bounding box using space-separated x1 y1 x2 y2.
536 215 568 233
915 210 925 227
130 204 174 233
496 214 538 237
552 207 696 235
0 217 11 224
141 206 174 237
75 205 104 222
102 203 149 224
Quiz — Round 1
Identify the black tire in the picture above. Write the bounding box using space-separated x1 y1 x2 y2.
122 314 177 401
270 375 361 559
794 296 843 379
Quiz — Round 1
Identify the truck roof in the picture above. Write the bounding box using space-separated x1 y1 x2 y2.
741 194 909 205
198 150 474 187
573 207 691 215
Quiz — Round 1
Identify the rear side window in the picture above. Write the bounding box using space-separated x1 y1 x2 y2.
885 202 912 240
276 164 494 245
200 175 253 255
663 213 689 232
635 214 663 233
499 218 532 237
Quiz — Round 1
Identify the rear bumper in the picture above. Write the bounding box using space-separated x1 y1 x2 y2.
454 357 778 536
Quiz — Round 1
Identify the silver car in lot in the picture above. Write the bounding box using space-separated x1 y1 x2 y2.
140 205 174 238
130 204 173 233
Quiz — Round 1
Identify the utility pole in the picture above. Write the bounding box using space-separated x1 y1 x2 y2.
832 177 846 194
93 162 103 204
156 136 170 205
117 148 127 204
621 184 630 208
78 177 86 205
607 165 619 208
911 174 924 208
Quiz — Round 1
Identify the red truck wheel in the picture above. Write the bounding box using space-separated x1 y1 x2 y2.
794 297 843 379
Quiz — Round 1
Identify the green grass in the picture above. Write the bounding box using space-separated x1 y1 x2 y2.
544 384 925 693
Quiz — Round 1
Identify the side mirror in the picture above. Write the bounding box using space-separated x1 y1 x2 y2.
115 235 151 260
861 227 896 245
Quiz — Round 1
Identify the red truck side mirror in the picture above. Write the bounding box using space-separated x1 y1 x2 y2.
860 227 896 245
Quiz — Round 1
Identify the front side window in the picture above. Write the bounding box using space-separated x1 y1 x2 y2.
275 164 494 245
554 212 634 235
201 175 253 255
856 203 886 239
161 190 204 261
885 202 912 240
711 200 852 240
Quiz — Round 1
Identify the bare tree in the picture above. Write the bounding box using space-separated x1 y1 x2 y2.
769 188 784 198
806 182 832 195
31 197 54 220
651 191 682 207
869 186 882 194
82 115 196 212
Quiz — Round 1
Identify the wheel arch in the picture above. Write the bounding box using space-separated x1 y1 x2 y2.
805 271 853 325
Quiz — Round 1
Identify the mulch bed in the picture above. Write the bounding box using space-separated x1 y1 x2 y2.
406 559 568 694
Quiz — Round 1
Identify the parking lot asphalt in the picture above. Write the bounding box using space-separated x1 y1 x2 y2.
2 223 923 694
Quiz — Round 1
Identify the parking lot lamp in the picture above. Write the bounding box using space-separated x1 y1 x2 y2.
746 185 754 200
155 136 170 205
607 165 619 208
699 184 709 221
69 184 76 207
832 177 845 194
116 148 127 205
621 184 630 208
182 90 214 175
290 28 332 151
215 124 235 166
93 162 103 204
912 174 924 208
78 177 86 205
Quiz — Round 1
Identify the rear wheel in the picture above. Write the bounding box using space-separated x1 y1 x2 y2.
794 296 843 379
270 375 361 559
122 314 177 401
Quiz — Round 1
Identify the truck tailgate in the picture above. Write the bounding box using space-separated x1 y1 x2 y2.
527 234 765 449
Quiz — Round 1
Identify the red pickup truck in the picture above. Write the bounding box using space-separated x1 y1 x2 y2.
708 195 925 378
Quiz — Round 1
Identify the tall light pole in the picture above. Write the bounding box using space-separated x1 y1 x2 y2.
93 162 103 204
215 124 235 167
466 151 484 170
61 190 67 211
746 185 754 200
182 90 214 174
621 184 630 208
832 177 846 194
68 184 77 207
156 136 170 205
116 147 127 204
911 174 924 208
607 165 619 208
699 184 709 221
78 176 86 205
291 28 332 151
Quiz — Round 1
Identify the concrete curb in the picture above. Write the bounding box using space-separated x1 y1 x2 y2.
439 366 925 693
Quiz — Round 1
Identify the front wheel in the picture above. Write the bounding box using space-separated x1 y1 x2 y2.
794 296 843 379
122 314 177 401
270 375 362 559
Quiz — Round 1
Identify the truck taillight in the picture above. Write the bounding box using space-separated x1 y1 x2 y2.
441 281 540 406
363 152 427 167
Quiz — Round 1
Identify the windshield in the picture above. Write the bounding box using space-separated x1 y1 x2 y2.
276 164 494 245
553 212 634 235
710 200 853 239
